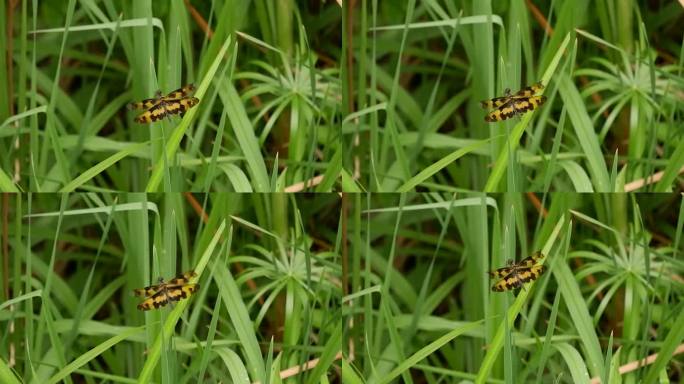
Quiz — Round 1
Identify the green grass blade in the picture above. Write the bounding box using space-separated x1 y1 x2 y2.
557 74 611 192
397 137 495 192
47 326 145 384
378 321 483 384
59 142 149 192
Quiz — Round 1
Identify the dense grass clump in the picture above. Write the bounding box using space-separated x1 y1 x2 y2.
342 192 683 383
342 2 684 192
1 193 342 382
0 2 342 192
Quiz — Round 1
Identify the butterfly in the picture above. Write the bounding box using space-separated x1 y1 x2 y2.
133 270 199 310
480 82 546 122
488 251 545 292
128 84 199 124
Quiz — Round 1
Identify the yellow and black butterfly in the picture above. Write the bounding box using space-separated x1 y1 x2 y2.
134 270 199 310
480 82 546 122
128 84 199 124
488 251 545 292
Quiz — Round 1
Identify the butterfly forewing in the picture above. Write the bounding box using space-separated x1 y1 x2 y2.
513 82 544 98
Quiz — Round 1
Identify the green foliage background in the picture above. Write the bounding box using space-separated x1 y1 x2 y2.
1 192 342 383
1 0 684 383
0 1 342 192
343 192 683 383
342 1 684 192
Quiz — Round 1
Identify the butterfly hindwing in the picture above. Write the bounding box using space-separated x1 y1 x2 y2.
513 82 544 98
480 96 511 109
134 103 168 124
511 95 547 114
178 97 200 114
133 284 161 297
484 101 518 122
162 97 200 117
491 270 525 292
166 283 199 302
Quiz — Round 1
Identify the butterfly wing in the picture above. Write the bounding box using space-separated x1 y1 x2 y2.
484 99 518 122
509 96 547 115
137 288 170 310
162 97 199 117
517 251 545 268
165 283 200 302
133 102 168 124
161 84 196 101
167 271 197 285
480 96 511 110
488 265 516 279
512 82 544 98
133 283 162 297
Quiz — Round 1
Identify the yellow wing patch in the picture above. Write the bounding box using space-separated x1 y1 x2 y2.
129 84 199 124
134 271 199 310
481 82 546 122
489 252 545 292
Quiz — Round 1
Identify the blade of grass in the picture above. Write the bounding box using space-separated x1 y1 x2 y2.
216 76 272 192
378 321 483 384
47 326 145 384
214 235 267 382
557 73 611 192
397 137 497 192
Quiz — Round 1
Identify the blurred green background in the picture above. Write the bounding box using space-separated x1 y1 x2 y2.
341 1 684 192
343 192 683 383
